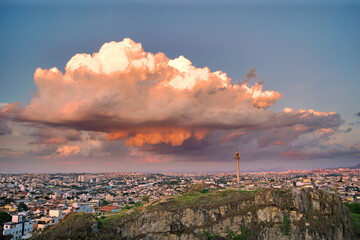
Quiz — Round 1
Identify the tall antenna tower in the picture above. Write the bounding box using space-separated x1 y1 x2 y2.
234 149 240 185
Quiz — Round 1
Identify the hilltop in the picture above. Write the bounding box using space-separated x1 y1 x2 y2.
31 188 358 240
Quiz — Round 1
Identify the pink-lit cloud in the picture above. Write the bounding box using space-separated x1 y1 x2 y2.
56 145 80 157
28 126 81 145
0 38 356 165
0 38 285 146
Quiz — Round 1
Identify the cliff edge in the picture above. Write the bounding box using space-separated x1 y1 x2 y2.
32 188 358 240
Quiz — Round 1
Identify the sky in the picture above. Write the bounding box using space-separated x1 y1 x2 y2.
0 0 359 173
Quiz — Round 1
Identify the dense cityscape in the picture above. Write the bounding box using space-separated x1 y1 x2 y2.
1 166 359 239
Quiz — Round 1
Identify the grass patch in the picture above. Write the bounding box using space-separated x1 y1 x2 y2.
97 208 140 230
344 202 360 238
149 189 259 212
31 213 97 240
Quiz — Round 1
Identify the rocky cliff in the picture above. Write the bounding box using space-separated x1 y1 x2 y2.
32 188 358 240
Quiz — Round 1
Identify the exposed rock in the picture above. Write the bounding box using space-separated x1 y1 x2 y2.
31 188 357 240
114 188 354 239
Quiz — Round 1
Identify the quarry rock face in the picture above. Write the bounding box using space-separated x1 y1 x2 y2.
31 188 356 240
110 188 354 240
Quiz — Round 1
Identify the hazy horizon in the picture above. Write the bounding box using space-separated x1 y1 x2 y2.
1 162 358 174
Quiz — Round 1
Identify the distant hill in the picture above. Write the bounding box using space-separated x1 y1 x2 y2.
31 188 358 240
349 163 360 169
249 166 287 172
225 166 287 173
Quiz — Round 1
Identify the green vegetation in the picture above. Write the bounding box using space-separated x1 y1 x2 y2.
203 229 220 240
344 202 360 215
149 188 259 212
17 202 28 211
30 188 358 240
100 200 109 206
0 212 11 225
0 197 12 207
133 201 143 208
227 227 249 240
141 195 149 203
344 202 360 238
31 213 97 240
0 212 12 240
280 214 290 235
97 209 136 230
97 201 144 231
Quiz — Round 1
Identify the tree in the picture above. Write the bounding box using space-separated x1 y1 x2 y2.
0 211 11 239
141 196 149 203
100 200 109 207
0 197 11 207
0 212 11 225
17 202 28 212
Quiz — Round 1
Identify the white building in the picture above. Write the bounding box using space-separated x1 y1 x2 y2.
49 209 63 218
105 194 114 202
72 202 94 213
33 209 64 231
34 216 60 230
79 194 89 201
3 215 33 240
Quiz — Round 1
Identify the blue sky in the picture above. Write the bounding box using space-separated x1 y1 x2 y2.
0 0 359 172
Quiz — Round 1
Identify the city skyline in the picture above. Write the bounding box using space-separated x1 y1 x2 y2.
0 0 359 173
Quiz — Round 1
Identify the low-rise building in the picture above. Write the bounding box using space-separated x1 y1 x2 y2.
3 215 33 240
96 206 119 215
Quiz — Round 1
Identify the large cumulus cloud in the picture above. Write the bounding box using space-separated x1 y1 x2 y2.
0 38 284 144
0 38 352 161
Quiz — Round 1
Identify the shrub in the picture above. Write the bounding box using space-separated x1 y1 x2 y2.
281 214 290 235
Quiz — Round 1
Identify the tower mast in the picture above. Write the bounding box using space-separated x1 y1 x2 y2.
234 149 240 185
